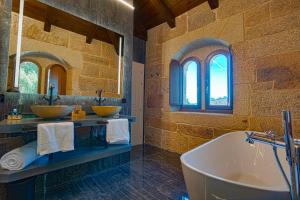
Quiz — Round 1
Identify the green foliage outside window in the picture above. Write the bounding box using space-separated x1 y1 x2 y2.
19 61 39 94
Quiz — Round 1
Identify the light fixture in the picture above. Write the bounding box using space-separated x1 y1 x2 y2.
116 0 135 10
117 37 123 95
14 0 25 88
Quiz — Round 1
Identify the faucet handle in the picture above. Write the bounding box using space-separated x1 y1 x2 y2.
53 95 60 103
264 130 286 143
94 97 106 105
245 131 255 144
41 95 48 101
265 130 277 139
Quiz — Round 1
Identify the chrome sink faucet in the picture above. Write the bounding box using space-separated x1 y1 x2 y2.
42 84 60 105
94 89 105 106
246 111 300 200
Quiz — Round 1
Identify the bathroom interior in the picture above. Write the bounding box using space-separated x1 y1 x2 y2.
0 0 299 199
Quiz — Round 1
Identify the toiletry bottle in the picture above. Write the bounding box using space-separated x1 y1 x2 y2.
72 105 80 120
79 108 86 119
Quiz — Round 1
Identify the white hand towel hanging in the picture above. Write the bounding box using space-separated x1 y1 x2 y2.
106 119 129 144
37 122 74 156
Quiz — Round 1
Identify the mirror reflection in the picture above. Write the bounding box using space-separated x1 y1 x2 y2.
8 0 124 98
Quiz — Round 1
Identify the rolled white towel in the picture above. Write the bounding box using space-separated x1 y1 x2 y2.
0 141 40 171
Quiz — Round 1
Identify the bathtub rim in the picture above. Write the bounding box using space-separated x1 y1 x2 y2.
180 131 290 193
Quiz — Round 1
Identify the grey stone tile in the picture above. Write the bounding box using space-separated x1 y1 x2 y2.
45 145 188 200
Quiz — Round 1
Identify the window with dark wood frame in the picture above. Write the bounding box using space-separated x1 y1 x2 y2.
205 49 233 111
169 57 201 110
45 64 67 95
169 48 233 114
181 57 201 109
19 60 42 94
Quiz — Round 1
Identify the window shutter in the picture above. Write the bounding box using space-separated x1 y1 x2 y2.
169 59 182 107
228 47 234 109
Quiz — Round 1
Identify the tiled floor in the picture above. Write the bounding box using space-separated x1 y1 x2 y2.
46 145 188 200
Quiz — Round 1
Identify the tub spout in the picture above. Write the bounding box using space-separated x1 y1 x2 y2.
245 131 285 148
245 110 300 200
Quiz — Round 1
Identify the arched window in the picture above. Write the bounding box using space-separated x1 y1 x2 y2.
169 57 201 109
182 58 201 108
19 61 40 94
169 48 233 113
45 64 67 95
205 50 233 110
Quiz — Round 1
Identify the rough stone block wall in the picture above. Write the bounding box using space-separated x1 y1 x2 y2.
0 0 11 93
144 0 300 153
0 0 133 198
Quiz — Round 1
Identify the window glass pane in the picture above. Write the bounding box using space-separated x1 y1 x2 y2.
209 54 229 106
19 61 39 94
183 61 198 106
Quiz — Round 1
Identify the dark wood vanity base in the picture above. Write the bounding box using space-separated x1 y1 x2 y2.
0 144 131 183
0 115 135 200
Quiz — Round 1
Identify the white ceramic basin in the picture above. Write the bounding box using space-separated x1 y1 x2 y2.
92 106 122 117
181 131 290 200
31 105 73 119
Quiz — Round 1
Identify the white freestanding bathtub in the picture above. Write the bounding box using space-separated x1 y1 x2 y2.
181 131 291 200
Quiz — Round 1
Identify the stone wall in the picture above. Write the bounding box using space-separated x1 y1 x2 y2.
0 1 133 197
0 0 11 93
8 13 121 97
144 0 300 153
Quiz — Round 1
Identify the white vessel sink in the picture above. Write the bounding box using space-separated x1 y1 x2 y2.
31 105 73 119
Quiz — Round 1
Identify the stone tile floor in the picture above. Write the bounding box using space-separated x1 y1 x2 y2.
45 145 189 200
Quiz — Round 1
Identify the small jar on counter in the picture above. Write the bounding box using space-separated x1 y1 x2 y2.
72 105 86 120
7 108 23 120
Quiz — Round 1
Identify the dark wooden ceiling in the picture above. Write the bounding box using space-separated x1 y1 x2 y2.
12 0 219 42
134 0 219 40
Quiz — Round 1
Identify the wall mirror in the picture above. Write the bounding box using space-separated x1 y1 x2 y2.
8 0 124 98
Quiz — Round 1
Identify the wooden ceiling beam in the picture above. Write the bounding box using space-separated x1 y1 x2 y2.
149 0 175 28
134 12 148 40
86 34 93 44
106 30 121 55
86 25 96 44
44 6 53 32
134 26 147 40
44 19 51 32
208 0 219 9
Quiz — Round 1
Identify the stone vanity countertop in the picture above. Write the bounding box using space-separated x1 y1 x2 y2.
0 115 136 134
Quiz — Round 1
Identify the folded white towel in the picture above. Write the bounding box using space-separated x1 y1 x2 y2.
106 119 130 144
37 122 74 156
0 141 40 171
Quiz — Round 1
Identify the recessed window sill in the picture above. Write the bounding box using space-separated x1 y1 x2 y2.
171 109 233 116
